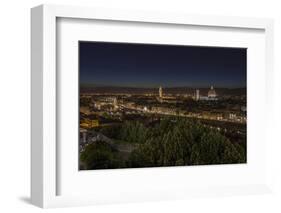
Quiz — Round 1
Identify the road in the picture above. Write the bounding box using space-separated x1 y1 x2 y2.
82 130 137 153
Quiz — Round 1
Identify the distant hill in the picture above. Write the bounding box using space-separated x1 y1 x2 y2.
80 85 246 96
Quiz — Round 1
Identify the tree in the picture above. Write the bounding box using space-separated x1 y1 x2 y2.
80 141 124 170
128 118 246 167
81 118 246 170
118 121 149 144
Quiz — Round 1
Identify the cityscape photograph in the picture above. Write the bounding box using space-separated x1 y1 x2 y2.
79 41 247 170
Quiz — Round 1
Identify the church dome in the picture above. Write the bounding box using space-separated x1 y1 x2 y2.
208 86 217 98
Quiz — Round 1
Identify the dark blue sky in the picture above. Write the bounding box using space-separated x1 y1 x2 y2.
79 41 246 88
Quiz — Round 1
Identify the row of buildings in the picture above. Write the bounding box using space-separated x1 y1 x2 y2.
158 85 218 101
195 86 218 101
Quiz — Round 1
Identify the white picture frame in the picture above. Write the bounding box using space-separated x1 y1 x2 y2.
31 4 274 208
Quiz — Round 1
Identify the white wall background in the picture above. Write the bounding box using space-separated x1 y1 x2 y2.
0 0 280 212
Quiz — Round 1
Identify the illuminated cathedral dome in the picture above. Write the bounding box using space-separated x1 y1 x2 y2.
208 86 217 98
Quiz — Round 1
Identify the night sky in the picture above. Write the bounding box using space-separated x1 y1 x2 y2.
79 41 246 88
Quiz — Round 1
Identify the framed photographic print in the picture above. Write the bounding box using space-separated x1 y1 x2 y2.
31 4 274 208
78 41 247 170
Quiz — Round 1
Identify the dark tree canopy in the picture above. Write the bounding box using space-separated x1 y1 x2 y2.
80 118 246 170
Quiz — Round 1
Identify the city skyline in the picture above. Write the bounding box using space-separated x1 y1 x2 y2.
79 41 247 88
79 41 247 170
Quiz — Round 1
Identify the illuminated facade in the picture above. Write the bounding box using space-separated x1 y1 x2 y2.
208 86 217 98
159 86 163 98
113 97 118 110
195 89 200 101
196 86 218 101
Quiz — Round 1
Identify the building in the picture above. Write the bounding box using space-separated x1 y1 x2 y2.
113 97 118 110
80 106 91 115
197 86 218 101
208 86 217 98
159 86 163 98
195 89 200 101
80 119 99 129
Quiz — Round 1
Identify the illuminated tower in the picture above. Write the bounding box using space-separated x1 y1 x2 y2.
195 89 200 101
113 97 118 110
159 86 163 98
